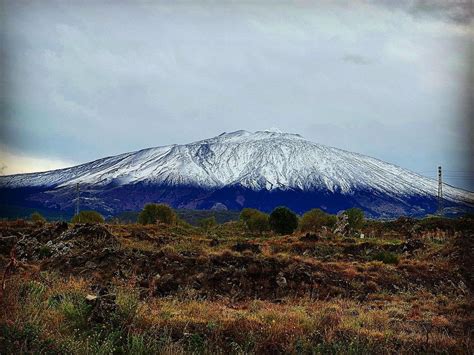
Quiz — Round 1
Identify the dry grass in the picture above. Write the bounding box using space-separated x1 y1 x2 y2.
1 272 471 354
0 218 472 354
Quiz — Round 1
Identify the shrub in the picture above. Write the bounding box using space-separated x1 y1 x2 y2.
344 208 365 230
116 287 140 322
71 210 104 224
239 208 261 223
199 217 217 231
138 204 176 225
269 206 298 235
300 209 336 232
246 212 270 235
38 245 52 258
372 251 399 265
240 208 270 234
30 212 46 223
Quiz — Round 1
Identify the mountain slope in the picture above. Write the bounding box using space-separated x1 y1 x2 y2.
1 130 472 217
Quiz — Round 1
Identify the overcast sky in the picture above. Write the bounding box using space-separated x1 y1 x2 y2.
1 0 473 190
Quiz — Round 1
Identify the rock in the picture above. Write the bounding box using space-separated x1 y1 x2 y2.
276 272 287 288
211 202 228 211
53 221 69 234
333 212 350 236
232 242 261 253
300 233 319 241
401 239 424 253
16 237 42 261
88 293 117 324
59 224 116 246
85 261 97 269
46 240 72 257
85 294 98 302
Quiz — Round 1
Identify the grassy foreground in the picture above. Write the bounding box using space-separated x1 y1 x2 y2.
0 217 472 354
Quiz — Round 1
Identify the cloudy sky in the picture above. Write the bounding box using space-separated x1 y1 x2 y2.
1 0 473 189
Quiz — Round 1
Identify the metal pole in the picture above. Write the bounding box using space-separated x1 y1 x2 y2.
437 166 443 216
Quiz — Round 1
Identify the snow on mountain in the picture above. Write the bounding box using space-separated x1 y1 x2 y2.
0 130 473 206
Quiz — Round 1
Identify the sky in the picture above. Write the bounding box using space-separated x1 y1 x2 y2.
1 0 473 190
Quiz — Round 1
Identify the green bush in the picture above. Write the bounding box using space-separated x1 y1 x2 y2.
116 287 140 322
239 208 261 223
344 208 365 230
300 209 336 232
246 211 270 235
372 251 399 265
138 204 176 225
30 212 46 223
199 216 217 231
61 299 91 330
38 245 52 258
269 206 298 235
71 210 104 224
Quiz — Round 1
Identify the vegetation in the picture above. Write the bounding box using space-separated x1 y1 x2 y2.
344 207 365 230
114 209 240 226
269 206 298 234
176 209 239 226
239 208 261 223
30 211 46 224
198 216 217 231
299 208 336 232
138 203 176 225
0 206 472 354
246 211 270 234
71 210 104 224
240 208 270 234
372 251 400 264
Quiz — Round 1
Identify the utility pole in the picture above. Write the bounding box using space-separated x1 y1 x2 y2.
75 183 80 216
437 166 443 216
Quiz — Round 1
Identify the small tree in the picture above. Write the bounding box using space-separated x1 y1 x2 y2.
71 210 104 224
269 206 298 235
300 209 336 232
199 216 217 232
344 208 365 230
138 203 176 225
239 208 261 223
247 212 270 235
30 211 46 224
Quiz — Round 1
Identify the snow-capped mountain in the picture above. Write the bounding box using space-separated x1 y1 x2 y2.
1 130 473 217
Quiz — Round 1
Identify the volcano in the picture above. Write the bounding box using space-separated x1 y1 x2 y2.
1 130 472 218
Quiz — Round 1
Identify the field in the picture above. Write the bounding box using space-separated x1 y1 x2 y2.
0 216 473 354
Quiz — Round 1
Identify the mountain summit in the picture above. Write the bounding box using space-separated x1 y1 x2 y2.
1 130 473 217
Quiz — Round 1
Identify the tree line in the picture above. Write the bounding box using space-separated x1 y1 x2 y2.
29 203 365 235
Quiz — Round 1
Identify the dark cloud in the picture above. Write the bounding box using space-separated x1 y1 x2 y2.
342 54 372 65
374 0 473 25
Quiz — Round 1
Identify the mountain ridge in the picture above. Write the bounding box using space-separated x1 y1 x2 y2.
1 130 473 217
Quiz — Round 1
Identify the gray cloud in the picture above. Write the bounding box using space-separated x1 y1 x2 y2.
342 54 373 65
0 0 472 190
373 0 473 25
